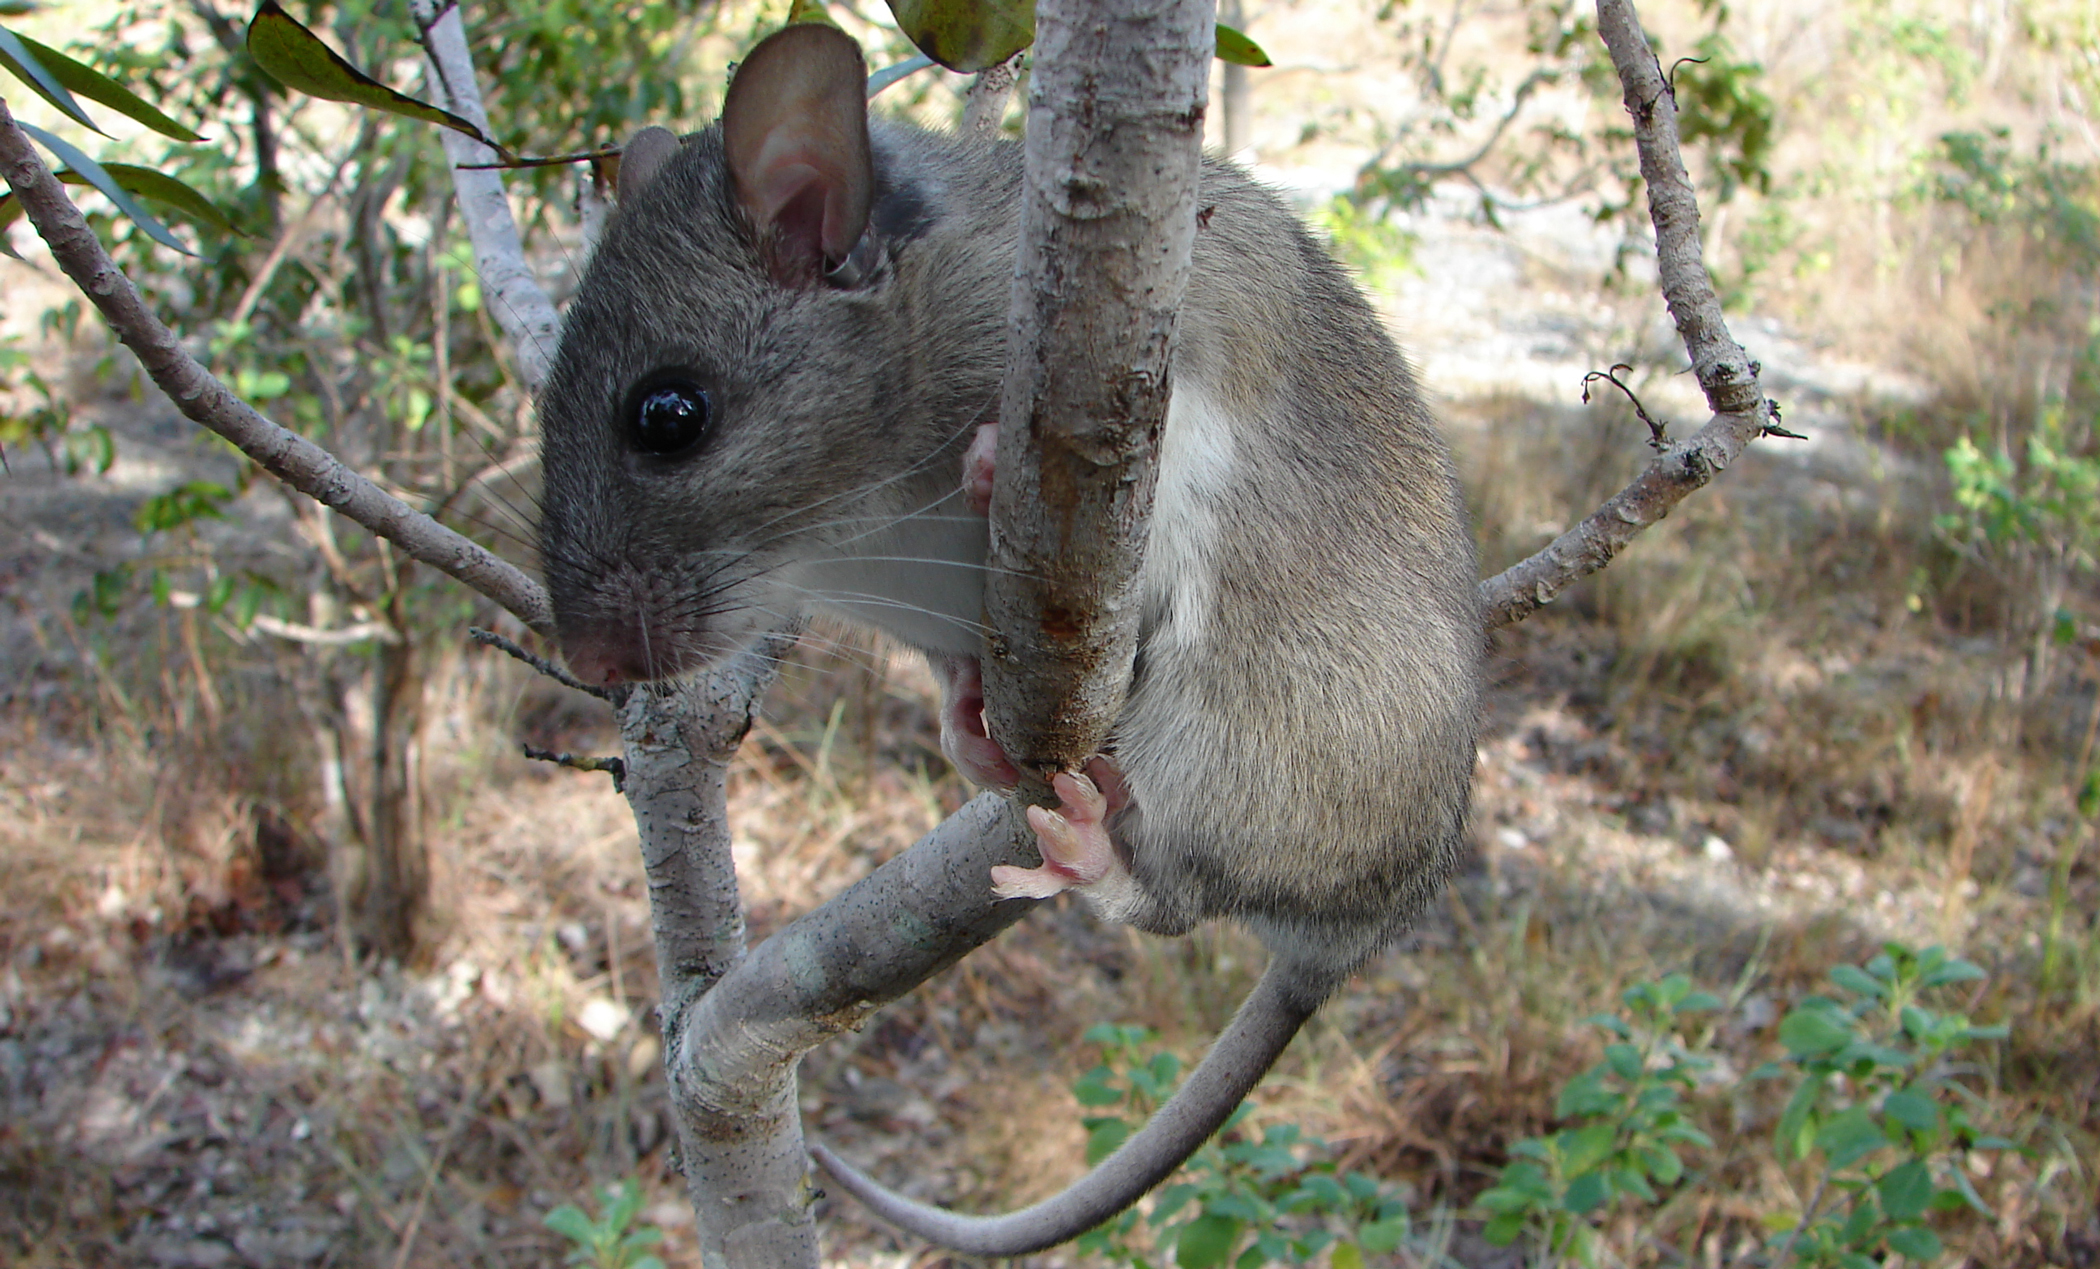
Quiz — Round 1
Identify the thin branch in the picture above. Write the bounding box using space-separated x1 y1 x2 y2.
1475 0 1782 629
407 0 559 395
962 54 1021 137
0 98 556 639
469 626 612 699
521 744 625 790
1582 363 1666 450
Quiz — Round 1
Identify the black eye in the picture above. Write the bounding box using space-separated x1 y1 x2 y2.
626 377 711 456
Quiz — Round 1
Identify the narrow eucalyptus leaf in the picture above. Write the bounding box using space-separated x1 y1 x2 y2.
87 165 244 237
0 23 100 131
7 31 204 140
0 192 24 258
245 1 508 158
18 122 191 254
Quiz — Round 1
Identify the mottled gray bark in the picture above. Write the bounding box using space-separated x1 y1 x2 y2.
962 54 1021 138
980 0 1213 788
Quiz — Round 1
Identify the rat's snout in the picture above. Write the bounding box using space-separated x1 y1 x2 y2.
559 621 673 687
546 559 716 687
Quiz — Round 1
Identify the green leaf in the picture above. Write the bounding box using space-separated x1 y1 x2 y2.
1779 1007 1854 1056
0 23 99 132
1813 1105 1889 1170
1604 1042 1643 1081
1564 1170 1611 1214
542 1204 595 1240
1877 1159 1934 1220
245 0 510 159
884 0 1033 72
1174 1213 1242 1269
5 31 203 140
1073 1066 1126 1106
3 164 242 242
1214 24 1270 67
18 122 190 254
1882 1090 1940 1134
0 193 26 258
1829 964 1887 998
1330 1243 1366 1269
1482 1211 1527 1246
1886 1225 1942 1260
1360 1215 1409 1253
1641 1143 1685 1185
1776 1073 1827 1160
1919 957 1984 988
1085 1117 1132 1166
1561 1122 1617 1175
1675 991 1724 1014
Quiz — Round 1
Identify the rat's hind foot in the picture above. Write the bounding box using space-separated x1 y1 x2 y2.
992 760 1132 900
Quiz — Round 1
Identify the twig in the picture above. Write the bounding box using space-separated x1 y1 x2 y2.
406 0 559 394
522 743 626 791
1476 0 1789 629
1582 362 1668 450
0 98 556 638
468 626 614 700
962 54 1021 137
1768 1168 1832 1269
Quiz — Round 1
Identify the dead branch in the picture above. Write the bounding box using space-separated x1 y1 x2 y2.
1475 0 1779 629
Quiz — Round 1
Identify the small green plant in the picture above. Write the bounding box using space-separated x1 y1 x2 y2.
544 1179 667 1269
1758 943 2014 1269
1476 973 1720 1266
1073 1024 1412 1269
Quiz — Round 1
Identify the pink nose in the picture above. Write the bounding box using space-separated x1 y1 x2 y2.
560 626 697 686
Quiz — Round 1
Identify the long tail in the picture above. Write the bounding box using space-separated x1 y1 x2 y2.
809 961 1321 1257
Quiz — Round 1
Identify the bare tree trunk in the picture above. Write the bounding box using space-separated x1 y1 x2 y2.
359 584 427 959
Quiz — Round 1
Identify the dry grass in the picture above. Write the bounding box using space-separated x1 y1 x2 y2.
4 397 2095 1264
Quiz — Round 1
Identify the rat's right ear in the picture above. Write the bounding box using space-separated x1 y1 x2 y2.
721 23 874 288
617 126 680 203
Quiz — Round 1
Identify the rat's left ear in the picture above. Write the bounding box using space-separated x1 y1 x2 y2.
617 126 680 203
721 24 874 288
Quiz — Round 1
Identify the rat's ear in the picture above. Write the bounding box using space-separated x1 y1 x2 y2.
721 23 873 288
617 127 680 203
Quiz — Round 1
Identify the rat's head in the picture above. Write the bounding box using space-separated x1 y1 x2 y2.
537 24 984 686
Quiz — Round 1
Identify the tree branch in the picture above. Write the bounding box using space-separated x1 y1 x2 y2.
1475 0 1777 629
980 0 1213 787
0 98 555 638
407 0 559 396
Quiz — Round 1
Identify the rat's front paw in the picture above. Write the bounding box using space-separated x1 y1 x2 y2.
933 653 1019 789
962 421 997 516
991 762 1131 900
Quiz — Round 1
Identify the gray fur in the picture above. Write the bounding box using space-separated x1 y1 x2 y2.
538 37 1480 1255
